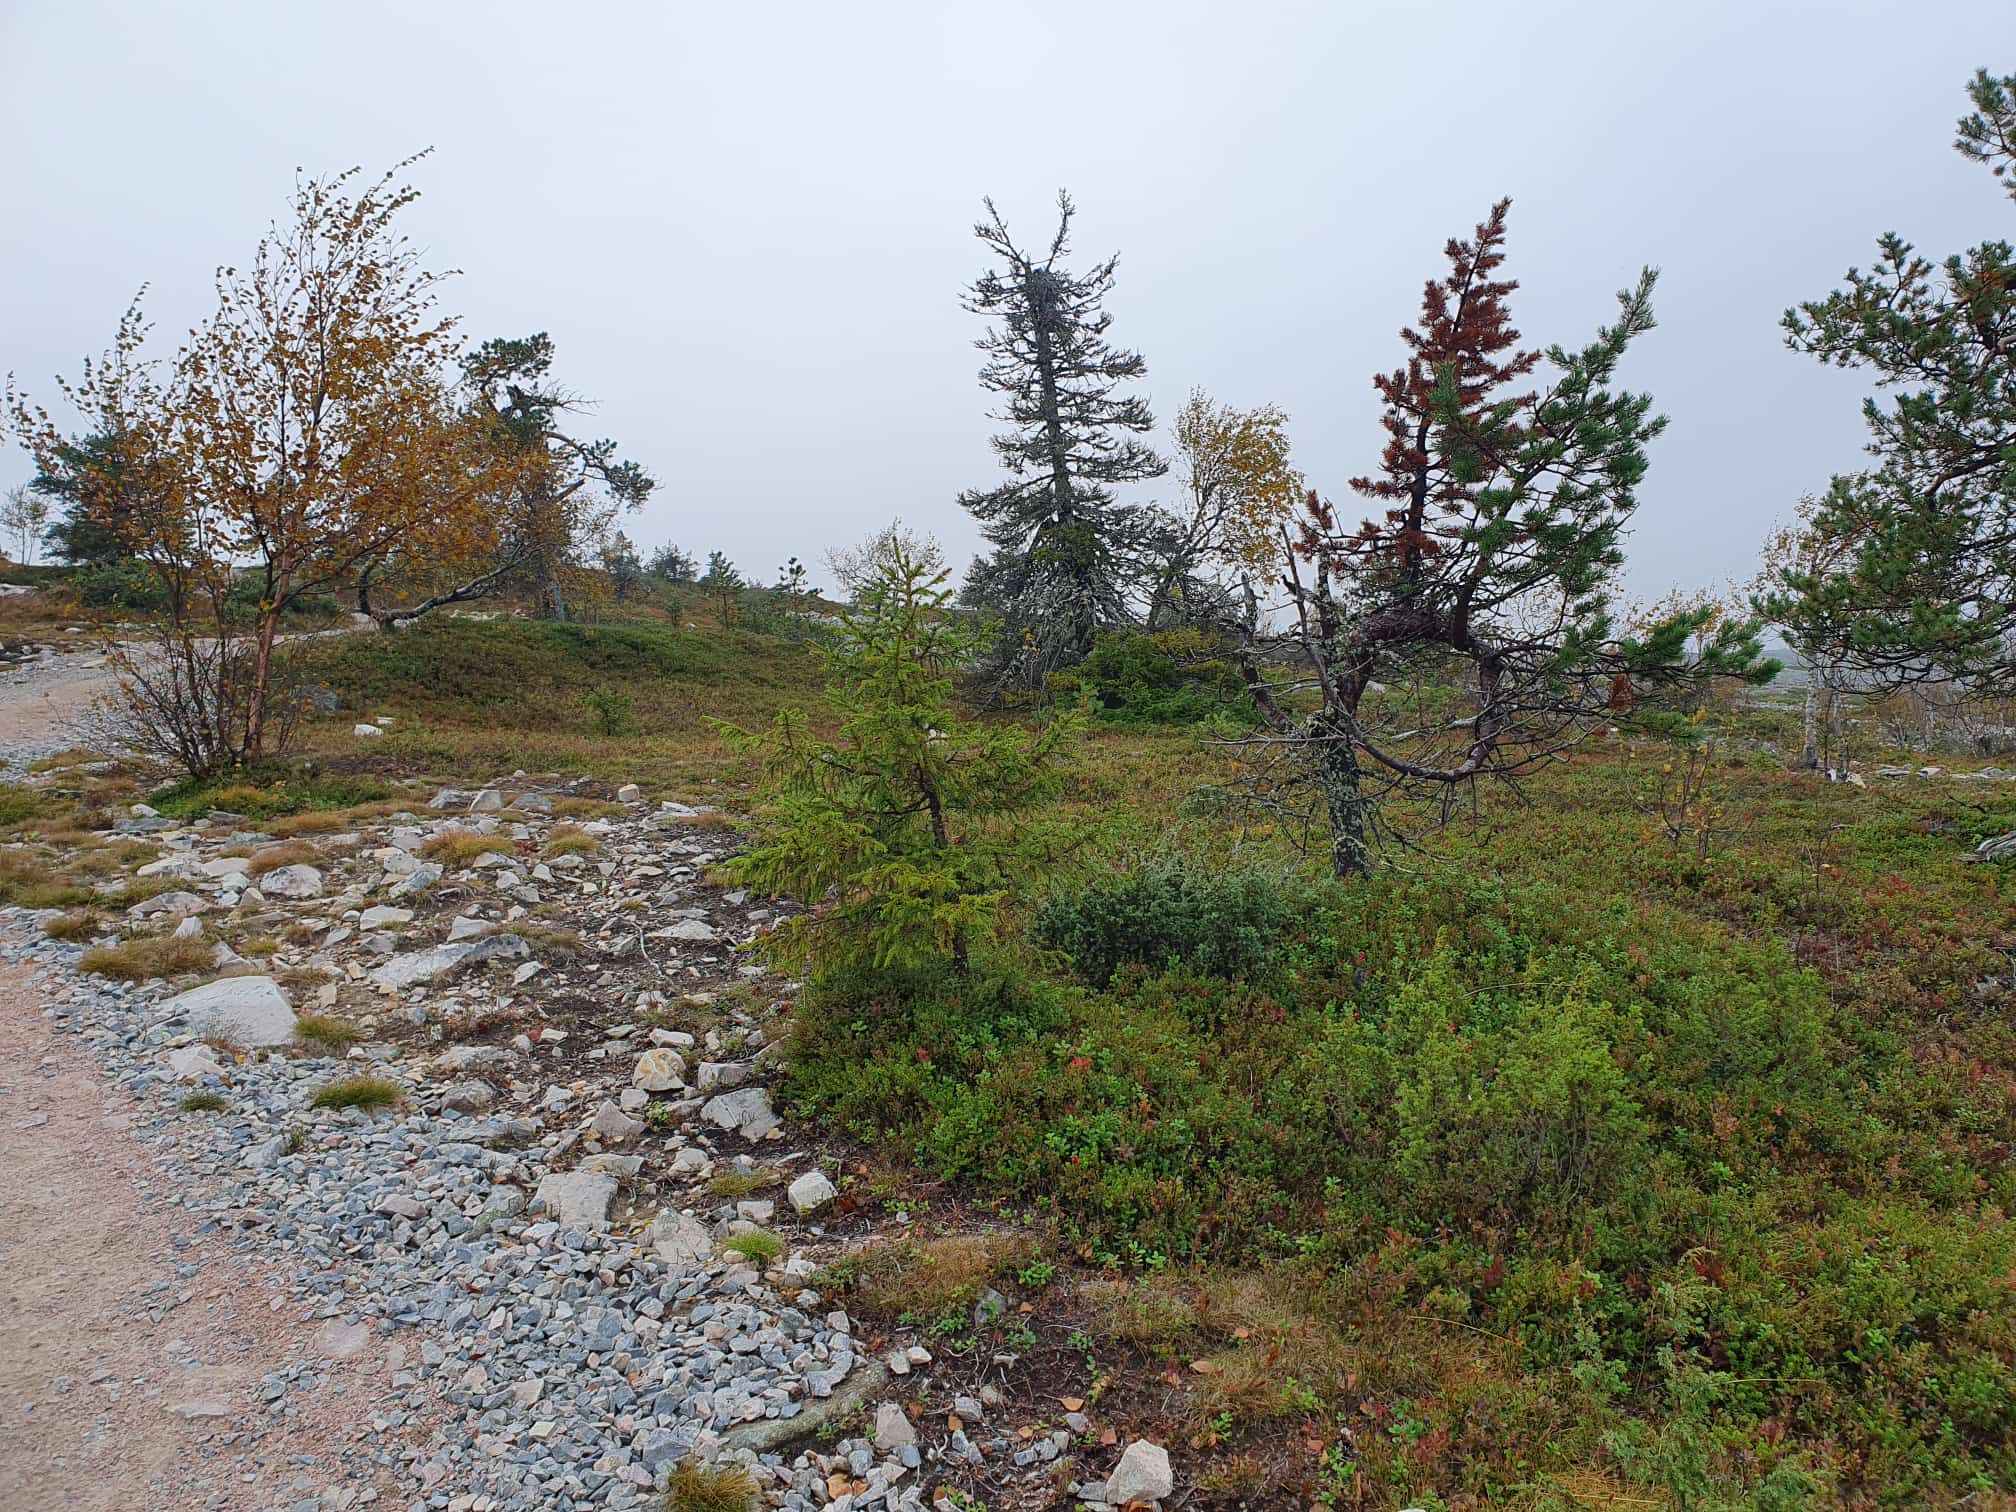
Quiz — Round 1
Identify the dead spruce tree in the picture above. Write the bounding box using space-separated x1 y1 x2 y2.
1235 200 1772 877
958 191 1165 694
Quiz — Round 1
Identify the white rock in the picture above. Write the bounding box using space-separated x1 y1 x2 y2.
1104 1440 1174 1506
161 976 296 1047
171 915 204 939
664 918 719 943
130 889 210 919
588 1100 644 1142
353 723 384 737
873 1402 917 1451
359 905 412 930
632 1047 687 1092
616 784 641 802
164 1044 224 1081
368 933 528 990
468 789 506 813
447 914 488 941
787 1170 837 1215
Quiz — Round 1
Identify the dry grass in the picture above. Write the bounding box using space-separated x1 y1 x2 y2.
43 910 99 942
553 797 625 819
65 839 158 877
277 965 335 991
238 936 281 956
663 1458 757 1512
500 922 580 953
78 934 216 981
25 747 106 773
295 1012 364 1049
840 1234 1036 1319
266 798 411 838
246 841 319 877
544 824 598 857
420 831 513 867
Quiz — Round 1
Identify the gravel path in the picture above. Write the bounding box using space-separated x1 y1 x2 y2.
0 959 410 1511
0 645 119 773
0 797 965 1512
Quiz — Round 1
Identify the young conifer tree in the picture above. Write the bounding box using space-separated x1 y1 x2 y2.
718 541 1079 974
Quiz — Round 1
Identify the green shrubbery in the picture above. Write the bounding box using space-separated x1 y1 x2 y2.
1047 629 1253 727
73 558 167 611
783 861 2016 1494
1031 854 1294 986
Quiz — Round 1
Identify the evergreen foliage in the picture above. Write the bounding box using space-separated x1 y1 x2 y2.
1767 69 2016 695
957 191 1165 693
719 541 1079 973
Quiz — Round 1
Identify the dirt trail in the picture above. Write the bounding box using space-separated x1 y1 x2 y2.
0 650 119 771
0 963 404 1512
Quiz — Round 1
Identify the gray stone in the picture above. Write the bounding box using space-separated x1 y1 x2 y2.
648 1211 712 1268
701 1086 779 1140
162 975 296 1047
439 1080 495 1113
130 889 209 919
664 918 719 943
260 864 324 899
447 914 488 941
368 932 528 990
428 788 472 810
787 1170 836 1215
431 1043 517 1076
384 862 443 899
616 784 641 802
467 789 506 813
358 905 412 930
587 1100 644 1142
1104 1440 1174 1506
873 1401 917 1451
534 1171 617 1227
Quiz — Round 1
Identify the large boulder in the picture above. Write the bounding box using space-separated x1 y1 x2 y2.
161 975 296 1047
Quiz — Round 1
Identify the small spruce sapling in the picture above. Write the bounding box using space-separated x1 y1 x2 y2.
716 541 1079 974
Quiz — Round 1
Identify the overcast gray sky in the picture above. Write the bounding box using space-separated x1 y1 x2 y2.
2 1 2003 600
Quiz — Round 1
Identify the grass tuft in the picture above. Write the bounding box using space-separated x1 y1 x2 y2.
420 832 513 867
706 1168 778 1199
308 1075 404 1112
720 1229 785 1265
663 1459 757 1512
43 910 99 942
78 934 216 981
177 1091 229 1112
295 1012 364 1049
544 824 598 857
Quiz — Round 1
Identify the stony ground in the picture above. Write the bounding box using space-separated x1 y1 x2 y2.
0 778 1166 1512
0 639 120 771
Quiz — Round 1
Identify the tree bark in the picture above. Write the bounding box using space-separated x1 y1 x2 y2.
1315 717 1371 878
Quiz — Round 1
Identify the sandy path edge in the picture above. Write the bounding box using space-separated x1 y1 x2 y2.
0 960 412 1512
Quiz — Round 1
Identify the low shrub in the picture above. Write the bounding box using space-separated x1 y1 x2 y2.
73 558 167 611
1047 629 1254 727
1031 855 1295 986
581 686 636 736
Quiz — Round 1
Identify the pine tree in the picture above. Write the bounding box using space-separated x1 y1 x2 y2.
958 191 1165 691
1235 201 1771 876
1767 68 2016 694
718 541 1079 973
698 550 743 624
